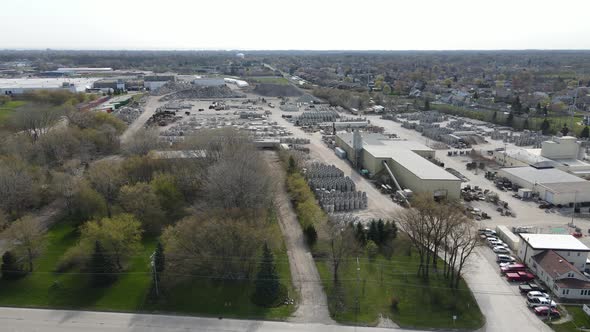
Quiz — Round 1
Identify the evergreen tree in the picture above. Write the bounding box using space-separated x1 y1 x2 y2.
424 100 430 111
536 102 542 111
543 105 548 116
383 221 398 243
287 156 296 174
511 96 522 114
541 119 551 135
377 219 385 245
1 251 25 280
491 111 497 123
506 113 514 126
523 119 529 130
355 222 366 247
88 241 116 287
581 126 590 139
561 125 570 136
154 242 165 274
367 220 379 243
253 243 281 307
473 91 479 99
303 225 317 246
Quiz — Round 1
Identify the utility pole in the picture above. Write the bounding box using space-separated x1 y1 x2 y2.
150 252 159 297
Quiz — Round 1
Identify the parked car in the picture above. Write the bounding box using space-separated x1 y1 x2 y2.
533 306 560 317
493 246 510 254
501 263 526 274
496 254 516 263
506 271 535 282
519 284 534 294
528 282 546 292
527 297 556 308
527 291 550 300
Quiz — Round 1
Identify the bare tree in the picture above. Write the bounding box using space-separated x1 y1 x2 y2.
397 194 465 279
0 157 39 217
2 216 45 272
122 128 163 156
12 104 63 143
87 159 125 217
327 222 359 283
204 141 272 211
161 212 266 281
445 219 479 288
51 170 81 215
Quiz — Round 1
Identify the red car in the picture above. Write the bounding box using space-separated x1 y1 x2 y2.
534 306 560 318
505 271 535 282
500 263 526 274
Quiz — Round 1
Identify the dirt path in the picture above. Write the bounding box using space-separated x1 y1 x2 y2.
264 152 335 324
120 95 166 144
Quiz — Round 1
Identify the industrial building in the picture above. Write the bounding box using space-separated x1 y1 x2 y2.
518 233 590 300
493 136 590 178
0 78 100 95
144 75 176 90
335 132 461 199
498 166 590 205
192 78 226 86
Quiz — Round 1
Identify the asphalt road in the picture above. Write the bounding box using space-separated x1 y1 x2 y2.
0 307 432 332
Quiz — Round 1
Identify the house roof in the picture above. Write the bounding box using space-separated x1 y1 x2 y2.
519 234 590 251
533 250 578 278
555 278 590 290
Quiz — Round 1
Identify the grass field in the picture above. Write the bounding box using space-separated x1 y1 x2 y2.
550 305 590 332
249 77 291 85
314 239 484 328
0 100 26 124
0 217 295 320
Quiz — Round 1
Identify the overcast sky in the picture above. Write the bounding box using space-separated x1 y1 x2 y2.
1 0 589 50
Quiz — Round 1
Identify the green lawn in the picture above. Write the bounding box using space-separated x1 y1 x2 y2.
0 100 26 124
249 77 290 85
144 249 295 319
0 217 295 320
314 240 484 329
550 305 590 332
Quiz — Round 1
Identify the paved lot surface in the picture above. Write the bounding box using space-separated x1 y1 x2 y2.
0 307 434 332
264 152 334 324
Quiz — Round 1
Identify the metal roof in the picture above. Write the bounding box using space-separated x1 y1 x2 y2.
541 181 590 194
365 145 458 180
0 78 100 91
500 167 586 185
519 233 590 251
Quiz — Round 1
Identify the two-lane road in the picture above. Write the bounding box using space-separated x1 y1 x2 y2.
0 307 434 332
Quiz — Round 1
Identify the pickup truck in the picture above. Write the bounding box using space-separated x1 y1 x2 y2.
500 263 526 274
506 271 535 282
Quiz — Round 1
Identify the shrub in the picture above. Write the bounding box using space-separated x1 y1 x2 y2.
303 224 317 247
390 296 399 311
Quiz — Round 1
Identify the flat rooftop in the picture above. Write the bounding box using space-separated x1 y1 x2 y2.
519 233 590 251
378 147 459 180
337 132 434 152
501 166 586 184
0 78 100 92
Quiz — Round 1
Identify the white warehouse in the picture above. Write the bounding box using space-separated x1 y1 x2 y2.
0 78 100 95
335 132 461 199
498 166 590 205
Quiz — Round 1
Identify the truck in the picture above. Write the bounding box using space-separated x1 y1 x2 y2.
506 271 535 282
